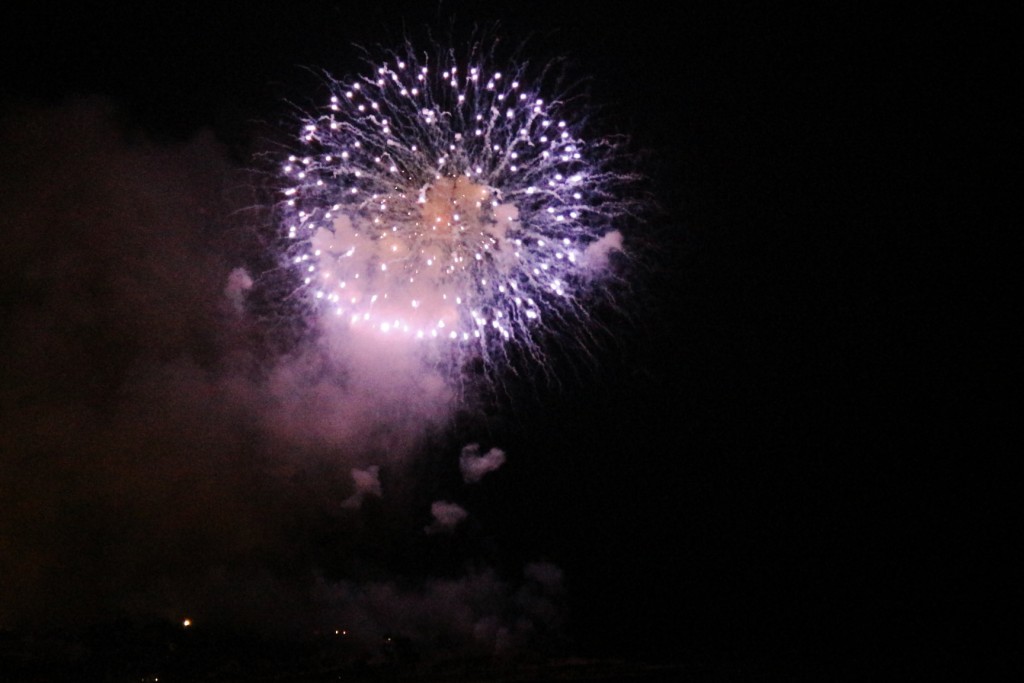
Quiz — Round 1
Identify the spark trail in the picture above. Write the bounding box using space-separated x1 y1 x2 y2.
279 41 637 368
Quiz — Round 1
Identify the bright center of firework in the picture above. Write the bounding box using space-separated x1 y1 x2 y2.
281 44 628 348
421 176 490 236
306 173 516 337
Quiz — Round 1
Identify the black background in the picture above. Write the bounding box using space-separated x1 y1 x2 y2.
0 1 1000 676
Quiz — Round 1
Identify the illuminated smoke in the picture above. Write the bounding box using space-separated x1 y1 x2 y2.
0 95 571 647
224 267 254 313
459 443 506 483
425 500 468 534
341 465 382 509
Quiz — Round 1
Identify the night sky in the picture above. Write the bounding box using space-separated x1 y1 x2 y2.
0 2 996 678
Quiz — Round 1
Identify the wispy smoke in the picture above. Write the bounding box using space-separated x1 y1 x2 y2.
315 562 565 657
459 444 507 483
342 466 383 509
223 266 253 313
0 100 560 652
580 230 624 272
425 500 468 534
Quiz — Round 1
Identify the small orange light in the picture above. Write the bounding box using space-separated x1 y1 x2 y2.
182 619 192 628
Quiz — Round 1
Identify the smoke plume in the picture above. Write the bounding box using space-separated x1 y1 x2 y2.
0 100 561 651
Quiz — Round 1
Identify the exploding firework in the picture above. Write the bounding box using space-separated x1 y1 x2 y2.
279 40 637 365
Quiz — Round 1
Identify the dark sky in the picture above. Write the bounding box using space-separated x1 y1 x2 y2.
0 1 996 675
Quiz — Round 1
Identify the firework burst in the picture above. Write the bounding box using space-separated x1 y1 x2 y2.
279 40 637 367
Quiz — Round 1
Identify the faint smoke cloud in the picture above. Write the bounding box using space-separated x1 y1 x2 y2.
341 466 382 509
0 98 514 642
425 500 468 534
524 561 564 593
223 267 253 313
316 563 565 656
459 444 506 483
580 230 623 271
